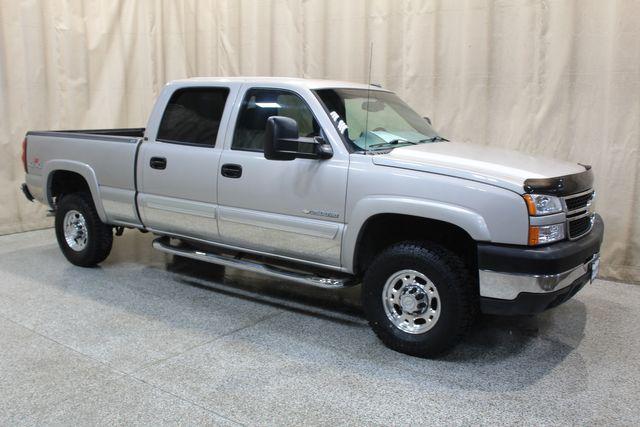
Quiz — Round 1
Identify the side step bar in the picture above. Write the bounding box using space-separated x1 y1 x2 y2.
152 237 356 289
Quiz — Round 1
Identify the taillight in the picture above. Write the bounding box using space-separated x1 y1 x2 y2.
21 137 27 172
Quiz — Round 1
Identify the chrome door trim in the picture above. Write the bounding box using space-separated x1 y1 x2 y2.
218 206 340 239
147 228 347 273
141 198 217 219
138 193 219 240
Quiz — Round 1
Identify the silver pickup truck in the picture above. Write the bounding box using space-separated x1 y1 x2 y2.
21 77 604 357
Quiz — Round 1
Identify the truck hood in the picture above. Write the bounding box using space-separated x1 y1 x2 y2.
372 141 587 194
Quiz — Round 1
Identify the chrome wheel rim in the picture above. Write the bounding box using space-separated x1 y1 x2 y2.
63 210 88 252
382 269 441 334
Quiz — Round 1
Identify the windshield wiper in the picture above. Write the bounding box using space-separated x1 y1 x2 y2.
418 136 449 142
367 139 418 148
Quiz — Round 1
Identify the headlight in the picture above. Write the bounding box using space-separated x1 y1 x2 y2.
523 194 563 216
528 223 566 245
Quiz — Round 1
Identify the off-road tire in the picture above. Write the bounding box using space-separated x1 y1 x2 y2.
55 192 113 267
362 241 477 358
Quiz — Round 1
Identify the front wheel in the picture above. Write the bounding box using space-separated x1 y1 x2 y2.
362 242 477 358
55 192 113 267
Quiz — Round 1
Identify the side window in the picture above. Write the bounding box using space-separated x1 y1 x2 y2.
232 88 320 151
157 87 229 146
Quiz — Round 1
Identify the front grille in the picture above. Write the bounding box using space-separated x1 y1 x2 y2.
563 190 595 240
568 215 593 239
564 191 594 213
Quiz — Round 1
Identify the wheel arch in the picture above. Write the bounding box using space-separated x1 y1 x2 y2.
44 160 107 222
343 197 488 275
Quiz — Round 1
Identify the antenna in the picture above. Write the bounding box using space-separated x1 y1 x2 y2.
364 42 373 154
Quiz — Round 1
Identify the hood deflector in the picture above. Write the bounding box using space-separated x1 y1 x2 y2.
523 169 593 196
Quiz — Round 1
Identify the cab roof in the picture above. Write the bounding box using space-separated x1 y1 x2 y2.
167 76 384 91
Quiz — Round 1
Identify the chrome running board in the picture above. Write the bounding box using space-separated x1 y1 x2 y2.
152 237 356 289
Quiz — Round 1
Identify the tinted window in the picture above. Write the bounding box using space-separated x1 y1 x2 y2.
232 89 320 151
157 88 229 145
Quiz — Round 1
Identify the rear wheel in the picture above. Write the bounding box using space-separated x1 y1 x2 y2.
55 192 113 267
362 241 477 357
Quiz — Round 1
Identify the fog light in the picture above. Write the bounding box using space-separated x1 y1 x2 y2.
528 223 565 245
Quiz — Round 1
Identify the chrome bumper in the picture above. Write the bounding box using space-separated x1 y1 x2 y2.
479 253 600 301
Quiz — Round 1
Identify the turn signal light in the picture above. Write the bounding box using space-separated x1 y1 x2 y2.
523 194 537 216
528 223 566 246
528 226 540 245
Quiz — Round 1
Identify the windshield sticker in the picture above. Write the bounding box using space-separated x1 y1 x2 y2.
330 111 348 135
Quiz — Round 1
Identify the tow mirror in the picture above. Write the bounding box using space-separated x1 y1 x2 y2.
264 116 333 161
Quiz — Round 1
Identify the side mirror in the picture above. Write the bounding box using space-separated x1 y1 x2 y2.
264 116 298 161
423 116 432 126
264 116 333 161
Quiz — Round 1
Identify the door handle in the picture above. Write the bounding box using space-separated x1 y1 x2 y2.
150 157 167 170
221 163 242 178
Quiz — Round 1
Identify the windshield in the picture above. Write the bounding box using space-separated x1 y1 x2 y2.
314 88 443 152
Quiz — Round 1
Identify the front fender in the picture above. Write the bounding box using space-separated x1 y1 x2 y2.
341 196 490 272
43 160 108 223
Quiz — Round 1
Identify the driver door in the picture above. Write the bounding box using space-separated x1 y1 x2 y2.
217 86 348 267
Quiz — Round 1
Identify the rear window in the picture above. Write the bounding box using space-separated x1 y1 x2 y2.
157 87 229 146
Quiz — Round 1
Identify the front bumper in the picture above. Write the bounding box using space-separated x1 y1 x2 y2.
478 214 604 315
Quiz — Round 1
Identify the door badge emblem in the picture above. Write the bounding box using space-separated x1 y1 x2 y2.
302 209 339 219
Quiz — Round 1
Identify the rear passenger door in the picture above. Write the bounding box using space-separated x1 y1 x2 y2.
137 84 238 241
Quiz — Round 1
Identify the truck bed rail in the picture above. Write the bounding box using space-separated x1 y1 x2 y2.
27 128 144 143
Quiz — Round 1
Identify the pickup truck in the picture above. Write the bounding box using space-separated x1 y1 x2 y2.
21 77 604 357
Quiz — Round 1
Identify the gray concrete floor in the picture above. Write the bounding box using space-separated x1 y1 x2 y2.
0 229 638 426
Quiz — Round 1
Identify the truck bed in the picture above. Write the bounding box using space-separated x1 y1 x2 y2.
25 128 144 228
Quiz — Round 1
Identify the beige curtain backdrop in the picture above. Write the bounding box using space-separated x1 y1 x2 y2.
0 0 638 282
